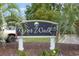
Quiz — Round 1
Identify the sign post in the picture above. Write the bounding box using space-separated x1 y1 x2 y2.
50 36 56 50
18 36 24 51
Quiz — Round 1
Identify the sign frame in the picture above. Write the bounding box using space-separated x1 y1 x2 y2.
21 20 58 37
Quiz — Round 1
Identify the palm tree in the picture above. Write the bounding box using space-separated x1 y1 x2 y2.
60 4 79 34
0 3 20 47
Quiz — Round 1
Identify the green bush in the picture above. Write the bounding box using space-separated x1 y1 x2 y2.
41 48 60 56
41 50 50 56
16 50 27 56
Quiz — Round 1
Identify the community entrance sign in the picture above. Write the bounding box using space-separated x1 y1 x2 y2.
17 20 58 51
23 21 57 36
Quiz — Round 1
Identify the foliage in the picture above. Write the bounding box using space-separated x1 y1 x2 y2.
25 3 61 21
25 3 79 35
40 48 60 56
0 3 23 35
16 50 27 56
59 4 79 34
0 3 22 45
0 3 20 26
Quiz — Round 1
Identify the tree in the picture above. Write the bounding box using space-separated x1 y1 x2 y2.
0 3 21 47
25 3 61 21
0 3 20 26
59 4 79 34
25 3 79 35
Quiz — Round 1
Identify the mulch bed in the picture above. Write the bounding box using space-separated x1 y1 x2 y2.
56 43 79 56
0 42 79 56
0 42 50 56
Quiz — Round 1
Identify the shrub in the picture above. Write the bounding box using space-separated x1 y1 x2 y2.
41 48 60 56
41 50 50 56
16 50 27 56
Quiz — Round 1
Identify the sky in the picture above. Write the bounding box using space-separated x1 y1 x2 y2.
17 3 28 17
17 3 31 17
4 3 30 19
17 3 27 8
3 3 32 21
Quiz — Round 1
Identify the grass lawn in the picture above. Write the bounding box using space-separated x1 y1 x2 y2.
24 38 49 43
